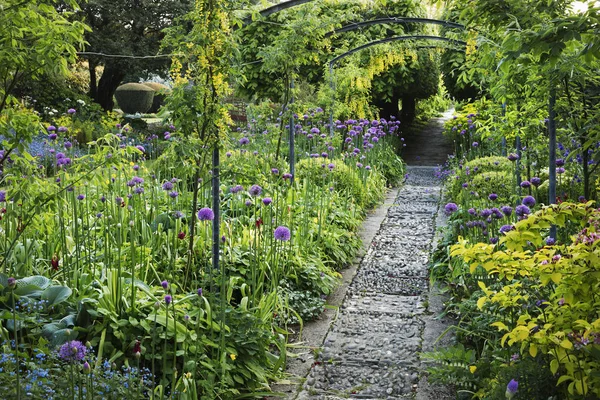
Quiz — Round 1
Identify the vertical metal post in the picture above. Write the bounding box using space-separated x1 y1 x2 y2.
501 102 507 156
516 135 522 199
212 144 220 270
329 62 335 138
548 88 557 239
289 76 295 184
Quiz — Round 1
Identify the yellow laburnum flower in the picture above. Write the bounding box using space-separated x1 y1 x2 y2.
230 353 236 361
469 365 477 374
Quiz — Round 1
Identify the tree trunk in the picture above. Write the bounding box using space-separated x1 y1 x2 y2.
88 59 97 100
374 95 400 120
94 64 126 111
400 96 416 125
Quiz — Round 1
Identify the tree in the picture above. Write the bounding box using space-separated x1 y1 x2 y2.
78 0 192 110
235 0 438 120
0 0 87 163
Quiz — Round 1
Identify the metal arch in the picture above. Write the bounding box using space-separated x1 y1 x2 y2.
329 35 466 66
325 17 464 37
327 35 466 136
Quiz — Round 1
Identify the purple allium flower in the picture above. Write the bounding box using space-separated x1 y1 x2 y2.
262 197 272 205
164 294 172 305
328 163 335 170
480 209 492 218
520 180 531 189
47 125 56 132
506 379 518 398
161 280 168 289
58 340 87 363
58 126 68 133
96 212 102 218
556 167 565 174
169 191 179 198
226 151 232 157
115 196 123 204
173 211 184 219
136 145 145 152
501 205 513 216
310 127 320 134
488 193 498 201
462 182 468 188
271 168 279 175
67 108 76 115
556 158 565 167
48 133 58 140
197 207 214 221
245 199 252 206
365 166 371 170
162 181 174 191
490 237 498 244
77 194 85 200
531 177 541 186
499 224 514 234
239 137 250 145
472 142 479 147
282 173 292 180
491 208 503 219
545 237 556 246
0 191 6 202
230 185 244 194
444 203 459 214
274 226 291 241
507 153 519 161
197 288 203 297
522 196 536 207
468 208 476 215
249 185 262 196
64 141 72 149
7 277 16 288
515 204 531 216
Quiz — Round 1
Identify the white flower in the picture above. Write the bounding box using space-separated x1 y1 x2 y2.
77 99 86 106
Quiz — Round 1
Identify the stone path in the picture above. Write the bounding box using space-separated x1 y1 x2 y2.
296 166 443 399
401 109 455 166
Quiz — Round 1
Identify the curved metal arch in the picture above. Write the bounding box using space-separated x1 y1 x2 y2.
325 17 464 37
329 35 466 66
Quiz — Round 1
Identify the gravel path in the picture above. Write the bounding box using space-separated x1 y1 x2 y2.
295 166 447 399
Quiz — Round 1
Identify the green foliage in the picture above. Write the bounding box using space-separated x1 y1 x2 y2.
143 82 171 113
115 83 155 114
450 202 600 398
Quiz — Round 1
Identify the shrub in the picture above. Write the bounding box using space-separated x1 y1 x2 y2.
115 83 155 114
143 82 171 113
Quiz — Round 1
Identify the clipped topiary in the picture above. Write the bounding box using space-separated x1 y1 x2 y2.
143 82 171 113
115 83 154 114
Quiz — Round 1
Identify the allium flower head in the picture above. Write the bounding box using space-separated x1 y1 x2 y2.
197 207 214 221
249 185 262 196
520 180 531 189
531 177 542 186
499 224 514 234
67 108 76 115
506 379 518 399
545 237 556 246
444 203 458 214
239 137 249 145
274 226 291 241
0 191 6 202
58 340 87 363
507 153 519 161
488 193 498 201
501 206 513 216
515 204 531 216
162 181 174 191
262 197 272 205
522 195 536 207
161 280 168 290
164 294 172 305
556 158 565 167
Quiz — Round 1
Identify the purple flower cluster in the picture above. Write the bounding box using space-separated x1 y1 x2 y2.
58 340 87 363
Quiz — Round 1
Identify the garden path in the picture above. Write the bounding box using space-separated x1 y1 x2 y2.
295 166 446 399
401 109 455 166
